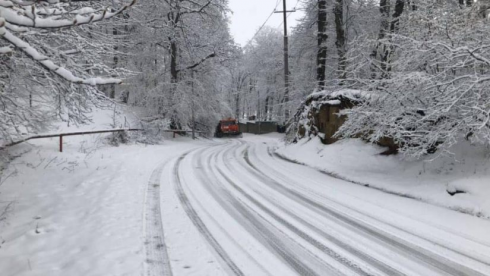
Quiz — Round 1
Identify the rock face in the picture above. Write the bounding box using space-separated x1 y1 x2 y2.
288 89 398 153
288 89 368 143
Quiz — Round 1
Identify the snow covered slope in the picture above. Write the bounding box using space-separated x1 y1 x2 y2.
0 106 211 276
277 137 490 219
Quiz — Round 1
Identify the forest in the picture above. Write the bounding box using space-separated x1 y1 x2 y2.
1 0 490 157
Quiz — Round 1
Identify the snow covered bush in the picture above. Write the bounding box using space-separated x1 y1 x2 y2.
286 99 317 143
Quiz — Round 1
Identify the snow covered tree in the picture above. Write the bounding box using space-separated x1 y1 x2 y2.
0 0 134 85
337 1 490 157
240 27 285 122
334 0 347 80
0 0 136 143
121 0 235 132
317 0 328 89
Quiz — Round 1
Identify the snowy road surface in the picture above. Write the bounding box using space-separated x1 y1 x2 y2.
2 134 490 276
154 136 490 276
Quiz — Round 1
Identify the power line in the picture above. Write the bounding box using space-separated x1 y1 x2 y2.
277 0 301 29
245 0 282 47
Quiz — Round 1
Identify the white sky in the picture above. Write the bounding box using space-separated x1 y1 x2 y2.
228 0 305 47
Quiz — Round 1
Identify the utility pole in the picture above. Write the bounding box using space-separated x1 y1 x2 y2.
275 0 295 123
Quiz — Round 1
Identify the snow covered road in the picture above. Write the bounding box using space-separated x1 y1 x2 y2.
2 134 490 276
157 137 490 276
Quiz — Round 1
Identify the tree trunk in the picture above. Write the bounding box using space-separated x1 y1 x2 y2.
377 0 390 74
460 0 473 6
264 95 269 121
333 0 347 80
111 26 118 99
479 0 490 17
390 0 405 33
371 0 405 78
385 0 405 74
170 40 178 83
317 0 328 89
235 92 240 119
269 94 274 121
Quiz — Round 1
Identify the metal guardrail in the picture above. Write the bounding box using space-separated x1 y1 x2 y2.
0 129 207 152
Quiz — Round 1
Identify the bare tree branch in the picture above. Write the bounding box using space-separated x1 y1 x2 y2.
178 51 216 72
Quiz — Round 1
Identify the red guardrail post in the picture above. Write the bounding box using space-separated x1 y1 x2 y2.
59 135 63 153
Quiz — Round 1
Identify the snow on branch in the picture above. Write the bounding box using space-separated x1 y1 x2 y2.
0 0 136 28
2 1 59 6
0 18 121 85
4 21 28 32
0 0 13 8
0 45 12 53
0 0 137 85
0 17 5 35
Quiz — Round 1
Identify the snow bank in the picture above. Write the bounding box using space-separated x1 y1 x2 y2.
277 137 490 219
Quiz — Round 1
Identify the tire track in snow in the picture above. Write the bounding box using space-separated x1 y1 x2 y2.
173 153 245 276
196 142 338 276
265 144 490 265
214 168 373 275
185 146 275 276
217 144 398 276
244 143 489 276
144 161 173 276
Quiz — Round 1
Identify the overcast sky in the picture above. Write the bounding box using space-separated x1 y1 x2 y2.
228 0 305 47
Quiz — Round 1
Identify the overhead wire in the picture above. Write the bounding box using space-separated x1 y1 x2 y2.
277 0 301 29
244 0 282 47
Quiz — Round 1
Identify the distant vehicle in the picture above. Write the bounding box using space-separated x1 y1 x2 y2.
215 118 242 138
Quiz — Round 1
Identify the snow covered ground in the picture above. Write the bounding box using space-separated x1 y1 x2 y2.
1 110 490 275
276 136 490 219
0 107 212 276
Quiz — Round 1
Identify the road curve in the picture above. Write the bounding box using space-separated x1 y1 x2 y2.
160 138 490 276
